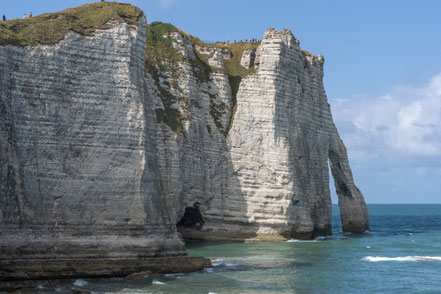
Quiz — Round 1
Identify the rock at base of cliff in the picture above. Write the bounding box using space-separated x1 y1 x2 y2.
0 256 212 291
178 227 292 242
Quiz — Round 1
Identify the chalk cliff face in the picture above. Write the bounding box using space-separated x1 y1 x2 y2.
229 29 370 238
0 1 368 284
150 27 369 241
0 5 211 284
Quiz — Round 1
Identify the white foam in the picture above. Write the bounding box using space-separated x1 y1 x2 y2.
211 258 224 267
36 284 44 289
366 246 371 249
164 273 184 278
152 279 165 285
211 260 240 268
363 256 441 262
224 262 239 267
73 279 88 287
287 239 318 243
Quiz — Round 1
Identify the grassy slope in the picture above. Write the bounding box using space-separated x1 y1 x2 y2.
145 22 260 135
0 2 142 46
145 22 186 134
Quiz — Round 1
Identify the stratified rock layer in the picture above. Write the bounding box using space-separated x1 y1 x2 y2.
0 2 369 286
0 10 209 285
149 27 369 241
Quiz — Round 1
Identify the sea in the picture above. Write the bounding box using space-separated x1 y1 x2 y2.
29 204 441 294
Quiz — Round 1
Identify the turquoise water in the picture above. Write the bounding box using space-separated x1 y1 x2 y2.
33 205 441 293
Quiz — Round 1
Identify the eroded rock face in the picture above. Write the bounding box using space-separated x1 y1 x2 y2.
329 126 370 233
0 4 369 284
240 48 256 69
151 28 369 241
0 14 205 281
228 29 335 239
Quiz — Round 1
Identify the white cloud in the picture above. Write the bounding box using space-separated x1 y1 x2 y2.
157 0 178 9
331 73 441 167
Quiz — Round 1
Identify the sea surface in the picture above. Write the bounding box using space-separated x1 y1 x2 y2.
31 204 441 293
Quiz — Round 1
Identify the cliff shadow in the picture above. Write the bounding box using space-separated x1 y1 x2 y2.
144 22 281 242
175 144 256 242
161 64 253 242
272 30 333 239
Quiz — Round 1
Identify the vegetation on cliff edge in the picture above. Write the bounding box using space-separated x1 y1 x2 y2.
145 22 181 69
145 22 186 134
0 2 142 46
145 22 260 135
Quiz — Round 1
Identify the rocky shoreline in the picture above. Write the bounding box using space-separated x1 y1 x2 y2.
0 256 212 291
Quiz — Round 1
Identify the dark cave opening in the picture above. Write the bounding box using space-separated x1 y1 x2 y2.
177 202 205 231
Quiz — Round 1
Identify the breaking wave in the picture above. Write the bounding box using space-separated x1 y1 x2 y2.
164 273 184 278
363 256 441 262
73 279 88 287
286 239 319 243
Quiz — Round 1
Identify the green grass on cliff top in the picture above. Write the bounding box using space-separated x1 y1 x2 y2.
0 2 142 46
145 21 260 79
145 22 260 135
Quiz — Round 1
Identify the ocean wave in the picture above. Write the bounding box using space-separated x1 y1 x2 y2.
286 237 330 242
211 260 224 266
73 279 88 287
286 239 318 243
225 262 240 267
212 261 241 267
286 235 350 242
209 259 251 272
211 258 240 267
363 256 441 262
164 273 184 278
152 279 165 285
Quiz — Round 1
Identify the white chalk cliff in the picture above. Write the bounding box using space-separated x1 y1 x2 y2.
151 27 369 241
0 2 369 284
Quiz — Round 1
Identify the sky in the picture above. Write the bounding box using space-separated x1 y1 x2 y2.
3 0 441 203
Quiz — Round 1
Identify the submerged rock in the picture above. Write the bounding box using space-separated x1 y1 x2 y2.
123 271 153 280
72 289 91 294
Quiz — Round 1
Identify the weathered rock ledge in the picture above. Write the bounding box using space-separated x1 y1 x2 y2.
0 256 211 291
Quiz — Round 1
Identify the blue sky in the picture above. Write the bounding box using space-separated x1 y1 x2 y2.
4 1 441 203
